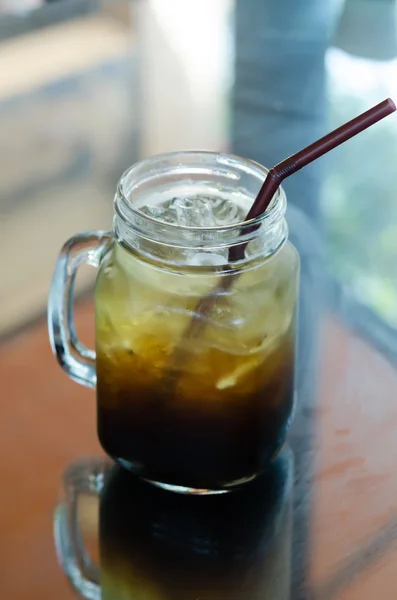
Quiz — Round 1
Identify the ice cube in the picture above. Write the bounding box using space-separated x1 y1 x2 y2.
139 203 176 224
173 197 215 227
211 197 245 225
139 195 246 228
187 252 228 267
216 360 258 389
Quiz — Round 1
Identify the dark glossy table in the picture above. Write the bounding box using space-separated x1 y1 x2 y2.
1 283 397 600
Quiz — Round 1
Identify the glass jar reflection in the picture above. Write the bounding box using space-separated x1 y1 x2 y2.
99 449 293 600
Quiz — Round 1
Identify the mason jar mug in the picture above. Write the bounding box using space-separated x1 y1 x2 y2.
48 151 299 494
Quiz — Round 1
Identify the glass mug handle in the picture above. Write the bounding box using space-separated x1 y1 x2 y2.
54 458 109 600
48 231 112 389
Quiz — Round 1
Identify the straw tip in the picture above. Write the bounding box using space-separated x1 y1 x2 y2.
386 97 396 112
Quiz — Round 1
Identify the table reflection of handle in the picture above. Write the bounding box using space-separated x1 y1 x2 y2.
54 458 109 600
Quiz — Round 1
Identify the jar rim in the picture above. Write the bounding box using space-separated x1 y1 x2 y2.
115 151 287 235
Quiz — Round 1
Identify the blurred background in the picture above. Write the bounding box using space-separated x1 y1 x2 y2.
1 3 397 599
0 0 396 356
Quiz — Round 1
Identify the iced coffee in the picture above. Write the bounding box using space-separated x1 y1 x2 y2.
48 151 299 493
95 188 299 492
